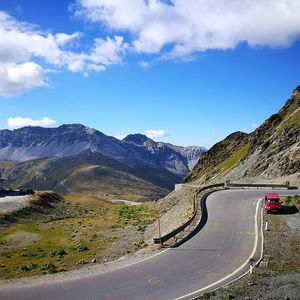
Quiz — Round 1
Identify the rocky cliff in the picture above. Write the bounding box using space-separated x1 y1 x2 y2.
0 125 205 179
124 134 205 177
0 125 205 198
185 86 300 186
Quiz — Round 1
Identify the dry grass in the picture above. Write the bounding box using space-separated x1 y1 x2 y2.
0 193 157 279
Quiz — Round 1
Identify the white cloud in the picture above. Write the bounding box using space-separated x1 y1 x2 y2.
8 116 56 129
138 61 150 69
89 36 128 65
251 123 258 129
55 32 80 46
87 64 106 72
0 11 127 97
146 129 169 139
0 62 46 97
75 0 300 59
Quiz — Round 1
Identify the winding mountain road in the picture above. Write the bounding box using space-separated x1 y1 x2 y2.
1 189 299 300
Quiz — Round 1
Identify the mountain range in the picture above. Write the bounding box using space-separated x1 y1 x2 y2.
185 86 300 187
0 125 205 200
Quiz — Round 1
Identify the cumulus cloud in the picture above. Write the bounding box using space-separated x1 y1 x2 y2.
55 32 80 46
75 0 300 59
146 129 169 139
138 61 150 69
8 116 56 129
0 62 46 97
0 11 127 96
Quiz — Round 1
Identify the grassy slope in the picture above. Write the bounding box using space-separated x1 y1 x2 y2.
186 86 300 184
185 132 249 184
0 150 180 200
0 193 158 279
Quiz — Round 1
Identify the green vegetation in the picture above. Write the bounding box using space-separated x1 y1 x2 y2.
195 292 216 299
0 194 158 279
49 249 67 258
282 195 300 211
70 244 89 252
118 204 158 232
134 239 148 249
41 263 59 274
185 131 249 184
0 150 170 200
277 108 300 132
213 143 250 179
276 89 300 131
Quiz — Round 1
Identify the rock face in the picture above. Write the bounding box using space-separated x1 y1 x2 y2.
186 86 300 186
0 125 206 197
0 125 205 179
124 134 206 177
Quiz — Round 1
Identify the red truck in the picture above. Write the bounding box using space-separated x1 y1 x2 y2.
264 193 282 213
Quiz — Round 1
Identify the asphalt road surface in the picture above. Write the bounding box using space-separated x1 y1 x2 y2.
1 189 299 300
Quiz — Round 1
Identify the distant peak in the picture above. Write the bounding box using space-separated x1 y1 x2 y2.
58 124 96 134
123 134 150 145
59 124 86 130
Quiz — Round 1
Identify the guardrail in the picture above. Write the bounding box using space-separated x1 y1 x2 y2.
153 181 292 245
227 183 289 189
153 183 225 244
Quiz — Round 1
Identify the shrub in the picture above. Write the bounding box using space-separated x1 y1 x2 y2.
71 244 89 252
27 262 37 270
41 263 58 274
118 204 157 227
78 259 88 265
134 239 148 249
49 249 67 258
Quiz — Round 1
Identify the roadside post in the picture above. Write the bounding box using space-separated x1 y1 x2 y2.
249 258 255 274
158 214 163 248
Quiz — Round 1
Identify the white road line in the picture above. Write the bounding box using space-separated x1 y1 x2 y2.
174 198 263 300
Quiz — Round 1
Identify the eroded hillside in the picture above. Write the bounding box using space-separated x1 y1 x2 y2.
186 86 300 186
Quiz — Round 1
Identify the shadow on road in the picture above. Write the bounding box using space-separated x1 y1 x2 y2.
170 191 213 248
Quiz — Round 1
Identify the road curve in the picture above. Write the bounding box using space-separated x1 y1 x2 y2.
0 189 299 300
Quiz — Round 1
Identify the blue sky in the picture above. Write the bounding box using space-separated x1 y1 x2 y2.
0 0 299 148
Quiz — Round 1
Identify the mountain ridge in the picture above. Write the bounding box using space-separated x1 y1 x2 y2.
185 86 300 186
0 124 205 178
0 124 205 199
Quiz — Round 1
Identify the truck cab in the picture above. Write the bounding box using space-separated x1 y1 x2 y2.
264 193 281 213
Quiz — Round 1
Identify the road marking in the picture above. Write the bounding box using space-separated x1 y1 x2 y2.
174 198 263 300
148 277 161 285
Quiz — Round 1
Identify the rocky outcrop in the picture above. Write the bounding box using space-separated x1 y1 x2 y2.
0 125 205 179
186 86 300 186
124 134 206 177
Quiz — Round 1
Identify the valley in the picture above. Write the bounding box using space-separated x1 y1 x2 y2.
0 127 205 200
0 86 299 299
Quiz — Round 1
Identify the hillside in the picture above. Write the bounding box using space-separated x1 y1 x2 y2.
0 150 176 200
186 86 300 186
0 125 204 179
0 125 205 200
124 134 205 177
